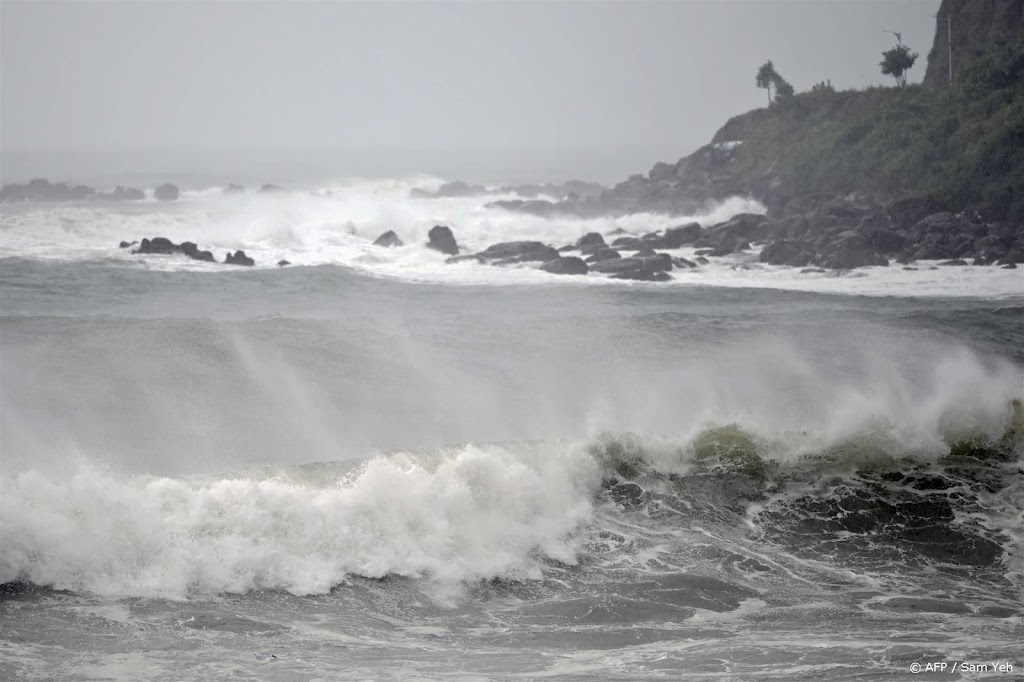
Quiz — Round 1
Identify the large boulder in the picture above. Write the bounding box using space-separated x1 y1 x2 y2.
886 195 948 230
653 222 702 248
373 230 404 247
477 241 559 263
154 183 180 201
540 256 588 275
574 232 607 254
427 225 460 256
759 240 815 267
706 213 769 242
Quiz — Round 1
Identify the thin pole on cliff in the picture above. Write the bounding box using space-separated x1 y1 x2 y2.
934 14 953 85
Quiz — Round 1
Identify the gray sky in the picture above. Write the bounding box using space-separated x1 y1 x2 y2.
2 1 940 184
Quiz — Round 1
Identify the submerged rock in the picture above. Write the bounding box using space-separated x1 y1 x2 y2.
373 230 404 247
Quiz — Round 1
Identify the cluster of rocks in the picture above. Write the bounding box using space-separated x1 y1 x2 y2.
755 194 1022 269
0 178 183 203
372 198 1022 283
372 223 707 281
120 237 255 266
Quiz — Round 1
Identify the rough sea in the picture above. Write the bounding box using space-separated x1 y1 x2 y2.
2 179 1022 681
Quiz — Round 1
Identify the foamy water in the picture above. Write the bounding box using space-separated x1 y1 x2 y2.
3 179 1020 297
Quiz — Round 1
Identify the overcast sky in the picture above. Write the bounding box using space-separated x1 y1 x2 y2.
2 1 941 184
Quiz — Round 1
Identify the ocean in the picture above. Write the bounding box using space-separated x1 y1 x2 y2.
1 178 1022 681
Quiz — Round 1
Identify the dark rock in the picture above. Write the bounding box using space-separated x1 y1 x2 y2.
886 195 948 230
1 178 95 202
1001 263 1018 269
591 254 673 280
760 240 815 267
695 256 709 265
277 260 291 267
575 232 606 253
98 186 145 201
672 257 698 268
118 240 138 249
540 256 588 275
373 230 404 247
225 250 255 266
154 183 180 201
608 483 645 508
654 222 702 248
476 241 559 263
706 213 769 242
134 237 177 254
861 228 909 254
800 267 827 273
585 249 621 263
180 243 215 263
709 238 750 257
610 236 645 251
818 247 888 270
427 225 459 256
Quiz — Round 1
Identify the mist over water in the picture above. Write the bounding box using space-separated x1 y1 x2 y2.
1 180 1021 680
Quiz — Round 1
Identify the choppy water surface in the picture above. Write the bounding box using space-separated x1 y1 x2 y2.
2 184 1022 680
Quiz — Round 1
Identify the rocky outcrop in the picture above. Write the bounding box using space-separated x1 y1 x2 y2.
373 230 404 247
540 257 589 275
476 241 559 264
225 250 255 266
426 225 460 255
131 237 216 263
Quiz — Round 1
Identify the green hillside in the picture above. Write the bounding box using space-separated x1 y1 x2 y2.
710 39 1024 220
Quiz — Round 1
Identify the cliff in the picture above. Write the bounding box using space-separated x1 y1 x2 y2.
924 0 1024 87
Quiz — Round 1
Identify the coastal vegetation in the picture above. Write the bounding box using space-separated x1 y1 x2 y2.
717 39 1024 220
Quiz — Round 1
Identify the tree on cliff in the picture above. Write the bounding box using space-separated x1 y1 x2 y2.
756 61 776 105
756 60 795 105
881 44 919 87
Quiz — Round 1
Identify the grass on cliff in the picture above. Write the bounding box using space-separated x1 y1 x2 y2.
712 41 1024 220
